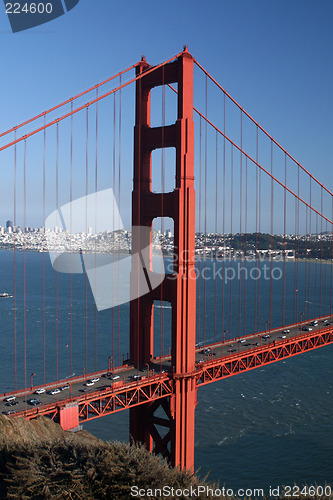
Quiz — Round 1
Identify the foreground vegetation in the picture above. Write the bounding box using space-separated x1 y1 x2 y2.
0 416 331 499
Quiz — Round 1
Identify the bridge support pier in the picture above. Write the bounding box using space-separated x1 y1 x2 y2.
58 404 79 431
129 48 197 471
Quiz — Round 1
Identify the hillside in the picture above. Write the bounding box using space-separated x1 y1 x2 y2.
0 415 210 499
0 416 331 499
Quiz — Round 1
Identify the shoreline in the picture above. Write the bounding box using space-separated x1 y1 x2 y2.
0 246 332 264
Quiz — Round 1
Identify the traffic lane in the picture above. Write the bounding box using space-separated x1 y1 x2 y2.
2 318 331 415
1 365 160 415
195 318 332 362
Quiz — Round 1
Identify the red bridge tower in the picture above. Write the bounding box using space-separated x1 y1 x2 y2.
129 47 196 471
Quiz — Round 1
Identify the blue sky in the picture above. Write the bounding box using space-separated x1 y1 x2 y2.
0 0 332 230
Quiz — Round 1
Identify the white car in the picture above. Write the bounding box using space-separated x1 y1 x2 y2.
35 388 46 395
85 381 94 386
49 389 61 395
91 377 100 383
4 396 16 402
110 375 120 381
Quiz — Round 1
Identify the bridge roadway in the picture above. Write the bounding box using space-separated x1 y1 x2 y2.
1 316 333 424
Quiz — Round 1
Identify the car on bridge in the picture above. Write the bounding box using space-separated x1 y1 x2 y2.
4 410 17 415
302 325 313 332
60 385 70 391
4 396 16 403
5 400 18 407
85 381 95 386
35 388 46 395
28 398 41 406
262 334 270 339
49 388 61 395
91 377 100 383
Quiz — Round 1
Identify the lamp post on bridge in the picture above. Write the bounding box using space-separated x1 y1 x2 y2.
300 312 304 331
262 320 269 346
30 372 35 389
108 356 114 373
223 330 228 343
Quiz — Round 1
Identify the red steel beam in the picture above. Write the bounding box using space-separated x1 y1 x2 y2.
10 327 333 430
196 327 333 386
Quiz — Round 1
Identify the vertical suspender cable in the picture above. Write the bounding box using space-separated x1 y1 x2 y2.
95 89 98 372
230 145 233 338
118 77 122 366
308 179 312 319
204 75 207 346
56 123 59 381
43 118 46 383
320 188 323 316
305 190 309 321
331 196 333 315
269 141 273 332
238 112 242 339
254 128 258 333
282 154 287 326
24 140 27 389
258 131 261 331
324 215 328 314
214 130 218 343
112 94 116 370
14 132 17 389
222 93 226 341
66 113 73 377
296 164 300 323
85 108 89 374
198 117 202 344
293 184 297 323
244 157 248 335
315 214 318 318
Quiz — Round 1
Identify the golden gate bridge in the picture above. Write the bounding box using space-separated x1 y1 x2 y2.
0 47 332 472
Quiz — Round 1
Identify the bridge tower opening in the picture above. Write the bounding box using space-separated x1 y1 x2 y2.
129 47 197 471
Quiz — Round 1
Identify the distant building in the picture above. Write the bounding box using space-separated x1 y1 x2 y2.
6 220 13 229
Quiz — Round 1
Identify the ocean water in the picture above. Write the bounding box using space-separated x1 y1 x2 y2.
0 250 332 491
